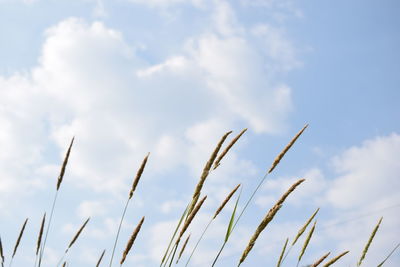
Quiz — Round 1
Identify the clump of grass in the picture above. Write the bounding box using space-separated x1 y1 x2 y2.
238 179 305 266
357 217 383 266
186 184 241 266
323 251 349 267
120 216 145 265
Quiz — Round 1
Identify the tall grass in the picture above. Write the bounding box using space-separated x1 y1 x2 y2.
0 128 395 267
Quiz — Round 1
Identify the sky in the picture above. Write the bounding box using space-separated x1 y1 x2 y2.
0 0 399 266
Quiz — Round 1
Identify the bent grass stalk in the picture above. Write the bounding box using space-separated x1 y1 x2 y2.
186 184 241 266
212 125 308 265
39 137 74 267
34 213 46 267
109 153 149 267
357 217 382 266
322 251 349 267
10 218 28 267
276 238 288 267
213 129 247 170
297 220 317 267
96 250 106 267
282 207 319 263
311 252 330 267
162 131 234 266
176 234 190 264
57 218 90 267
120 216 145 266
377 242 400 267
238 179 305 266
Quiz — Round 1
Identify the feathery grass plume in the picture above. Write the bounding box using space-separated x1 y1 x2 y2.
276 238 288 267
298 220 317 266
57 137 75 190
213 129 247 170
238 178 305 266
12 218 28 258
120 216 145 265
96 250 105 267
377 242 400 267
357 217 383 266
177 196 207 246
176 234 191 264
110 153 150 267
238 204 282 266
0 235 4 267
36 213 46 256
66 217 90 252
129 152 150 199
292 208 319 246
311 252 330 267
268 124 308 174
212 125 308 266
39 137 75 267
322 251 349 267
213 184 241 219
188 131 231 215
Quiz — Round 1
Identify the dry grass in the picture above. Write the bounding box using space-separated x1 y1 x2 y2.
12 218 28 259
120 216 145 265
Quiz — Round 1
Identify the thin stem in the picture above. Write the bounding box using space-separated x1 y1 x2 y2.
212 173 269 266
39 190 59 267
168 243 178 267
185 219 213 266
109 198 130 267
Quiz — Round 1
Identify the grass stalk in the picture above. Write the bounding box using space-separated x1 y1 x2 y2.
357 217 383 266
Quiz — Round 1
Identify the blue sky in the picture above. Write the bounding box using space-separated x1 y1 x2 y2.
0 0 399 266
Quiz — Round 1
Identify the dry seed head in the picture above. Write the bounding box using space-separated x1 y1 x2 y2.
298 220 317 262
239 178 305 265
268 124 308 174
36 213 46 255
57 137 74 190
239 204 282 265
276 238 289 267
177 196 207 245
96 249 106 267
120 216 145 265
176 234 191 263
188 131 231 214
129 153 150 199
213 184 241 219
12 218 28 258
213 128 247 170
357 217 383 266
311 252 330 267
67 217 90 251
323 251 349 267
292 207 320 246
